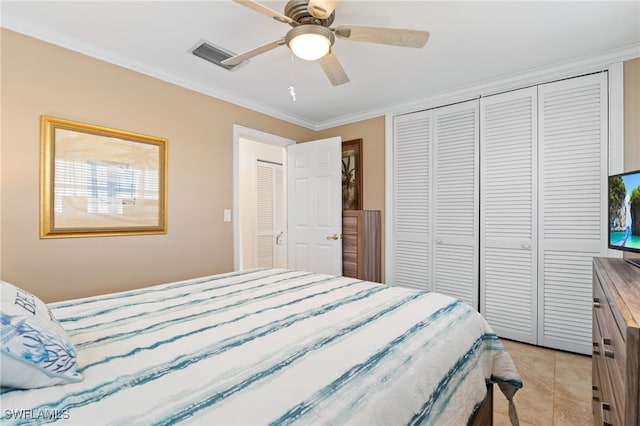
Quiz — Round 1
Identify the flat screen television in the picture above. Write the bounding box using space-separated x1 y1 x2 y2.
608 169 640 267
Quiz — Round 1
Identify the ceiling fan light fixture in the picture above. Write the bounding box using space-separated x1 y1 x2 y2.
286 25 334 61
290 33 330 60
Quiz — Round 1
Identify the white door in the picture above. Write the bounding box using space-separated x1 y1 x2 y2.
432 100 479 309
480 86 538 344
288 137 343 275
256 161 286 268
392 111 432 290
537 72 608 354
390 102 479 309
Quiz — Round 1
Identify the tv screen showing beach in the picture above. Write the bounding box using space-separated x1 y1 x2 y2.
609 171 640 251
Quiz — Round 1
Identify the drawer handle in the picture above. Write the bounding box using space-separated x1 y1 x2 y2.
592 384 600 401
593 342 600 355
603 338 615 358
593 302 601 309
601 402 613 426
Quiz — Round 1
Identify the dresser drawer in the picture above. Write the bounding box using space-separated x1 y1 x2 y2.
592 314 605 425
342 216 358 234
594 278 626 371
594 308 621 426
342 260 358 278
342 234 358 254
592 347 604 426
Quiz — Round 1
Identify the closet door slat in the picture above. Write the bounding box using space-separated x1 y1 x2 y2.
538 73 608 355
480 87 538 343
433 100 479 309
393 111 431 290
257 164 275 268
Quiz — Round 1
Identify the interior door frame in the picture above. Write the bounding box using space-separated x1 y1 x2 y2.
233 125 294 271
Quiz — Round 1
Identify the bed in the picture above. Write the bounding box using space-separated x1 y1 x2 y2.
1 269 522 425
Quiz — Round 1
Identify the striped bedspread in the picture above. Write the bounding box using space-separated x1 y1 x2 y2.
2 269 522 425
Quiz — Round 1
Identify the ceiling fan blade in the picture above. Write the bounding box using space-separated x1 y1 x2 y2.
307 0 340 19
318 51 349 86
221 38 286 66
232 0 297 26
334 25 429 48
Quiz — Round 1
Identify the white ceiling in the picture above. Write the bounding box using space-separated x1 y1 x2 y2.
2 1 639 130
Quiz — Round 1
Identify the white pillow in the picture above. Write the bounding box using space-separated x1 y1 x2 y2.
0 280 83 388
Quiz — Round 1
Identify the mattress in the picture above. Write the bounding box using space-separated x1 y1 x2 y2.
1 269 522 425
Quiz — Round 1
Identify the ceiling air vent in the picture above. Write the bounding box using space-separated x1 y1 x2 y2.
191 41 244 71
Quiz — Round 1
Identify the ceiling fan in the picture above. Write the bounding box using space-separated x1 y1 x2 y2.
222 0 430 86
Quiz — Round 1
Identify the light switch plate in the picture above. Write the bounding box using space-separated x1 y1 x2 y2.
224 209 231 222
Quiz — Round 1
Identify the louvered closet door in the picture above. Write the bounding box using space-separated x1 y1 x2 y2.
480 87 538 343
433 100 479 309
538 72 608 355
256 162 285 268
393 111 431 290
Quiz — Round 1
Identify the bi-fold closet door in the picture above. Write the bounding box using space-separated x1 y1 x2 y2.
392 100 479 309
480 72 608 354
391 72 608 354
480 87 538 345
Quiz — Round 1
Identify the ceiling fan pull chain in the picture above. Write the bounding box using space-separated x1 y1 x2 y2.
288 52 297 101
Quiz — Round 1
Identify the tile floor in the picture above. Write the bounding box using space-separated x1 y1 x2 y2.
493 339 593 426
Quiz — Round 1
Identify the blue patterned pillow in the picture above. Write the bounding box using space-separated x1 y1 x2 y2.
0 281 82 388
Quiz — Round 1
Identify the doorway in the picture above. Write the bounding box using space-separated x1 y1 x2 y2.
233 125 343 274
233 125 294 271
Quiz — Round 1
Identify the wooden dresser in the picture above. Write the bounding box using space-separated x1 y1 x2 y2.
342 210 381 282
592 257 640 426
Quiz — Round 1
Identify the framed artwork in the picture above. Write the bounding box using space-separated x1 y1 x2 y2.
342 138 363 210
40 115 168 238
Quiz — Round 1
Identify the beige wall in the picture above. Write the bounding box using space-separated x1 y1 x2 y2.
624 57 640 171
1 29 320 302
622 57 640 260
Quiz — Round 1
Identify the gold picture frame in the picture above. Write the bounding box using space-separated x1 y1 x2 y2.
40 116 167 238
342 138 363 210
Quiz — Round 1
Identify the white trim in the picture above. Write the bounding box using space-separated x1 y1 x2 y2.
384 113 394 284
607 62 625 259
608 62 625 176
233 125 294 271
317 44 640 130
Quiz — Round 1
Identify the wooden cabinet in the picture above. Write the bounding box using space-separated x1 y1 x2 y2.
342 210 381 282
592 258 640 426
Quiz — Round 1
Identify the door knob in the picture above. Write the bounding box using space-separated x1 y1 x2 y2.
326 234 340 240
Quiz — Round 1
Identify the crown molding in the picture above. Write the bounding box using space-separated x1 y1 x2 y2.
1 11 319 130
3 9 638 132
314 43 640 130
